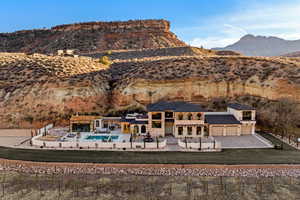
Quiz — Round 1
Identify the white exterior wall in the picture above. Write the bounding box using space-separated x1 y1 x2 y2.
148 112 165 137
31 136 167 149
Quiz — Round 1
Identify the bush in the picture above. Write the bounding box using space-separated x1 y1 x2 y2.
99 56 112 65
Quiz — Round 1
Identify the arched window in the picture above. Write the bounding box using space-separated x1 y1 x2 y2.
196 113 202 120
178 114 183 120
188 113 193 120
196 126 202 135
141 125 146 134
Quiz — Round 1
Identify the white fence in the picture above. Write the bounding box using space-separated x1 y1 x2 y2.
32 136 167 150
178 139 221 151
37 124 54 136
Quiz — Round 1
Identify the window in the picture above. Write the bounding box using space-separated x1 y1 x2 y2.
188 127 193 135
196 126 202 135
188 113 193 120
196 113 202 120
165 112 173 118
242 111 252 121
152 121 162 128
95 120 100 127
103 123 108 128
141 125 146 133
178 127 183 135
177 114 183 120
152 113 162 120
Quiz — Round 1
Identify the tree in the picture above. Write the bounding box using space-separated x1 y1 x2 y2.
269 98 300 136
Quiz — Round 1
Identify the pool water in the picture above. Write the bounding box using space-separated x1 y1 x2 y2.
85 135 119 141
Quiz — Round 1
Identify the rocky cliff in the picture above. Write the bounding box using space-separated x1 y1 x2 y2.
111 56 300 109
0 20 186 55
2 51 300 128
0 53 110 128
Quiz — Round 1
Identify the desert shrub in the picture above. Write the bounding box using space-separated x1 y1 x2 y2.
99 56 112 66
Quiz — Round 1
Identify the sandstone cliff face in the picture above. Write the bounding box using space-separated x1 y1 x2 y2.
0 53 110 128
0 20 186 54
1 52 300 128
111 56 300 108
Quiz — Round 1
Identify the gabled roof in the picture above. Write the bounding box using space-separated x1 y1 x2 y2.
147 101 207 112
205 114 241 125
228 103 255 111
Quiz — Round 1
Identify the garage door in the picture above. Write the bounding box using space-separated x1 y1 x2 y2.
241 125 252 135
211 126 224 136
226 126 238 136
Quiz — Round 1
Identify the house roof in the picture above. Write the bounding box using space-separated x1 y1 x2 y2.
70 115 100 121
147 101 207 112
131 120 148 125
120 118 135 123
228 103 255 110
205 114 241 125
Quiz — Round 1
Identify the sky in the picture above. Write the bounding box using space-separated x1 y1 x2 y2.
1 0 300 48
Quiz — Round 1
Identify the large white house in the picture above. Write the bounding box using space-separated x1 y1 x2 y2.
120 101 256 138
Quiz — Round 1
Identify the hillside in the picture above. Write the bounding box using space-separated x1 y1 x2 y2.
0 53 110 127
1 52 300 128
0 19 186 54
111 56 300 107
82 46 215 60
214 34 300 56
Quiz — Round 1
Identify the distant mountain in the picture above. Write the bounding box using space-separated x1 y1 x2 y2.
281 51 300 57
213 34 300 56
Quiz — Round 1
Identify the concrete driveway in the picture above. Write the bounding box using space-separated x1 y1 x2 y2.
213 134 274 149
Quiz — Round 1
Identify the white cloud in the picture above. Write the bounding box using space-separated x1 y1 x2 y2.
185 1 300 48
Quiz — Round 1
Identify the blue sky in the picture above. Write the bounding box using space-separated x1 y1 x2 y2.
1 0 300 48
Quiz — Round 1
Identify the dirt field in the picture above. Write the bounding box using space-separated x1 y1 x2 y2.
0 129 32 137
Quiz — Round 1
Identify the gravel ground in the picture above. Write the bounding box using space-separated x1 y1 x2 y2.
1 159 300 177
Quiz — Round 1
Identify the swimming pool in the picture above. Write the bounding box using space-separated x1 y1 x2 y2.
85 135 119 141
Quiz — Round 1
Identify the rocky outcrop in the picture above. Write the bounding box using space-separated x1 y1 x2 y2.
111 56 300 108
1 53 300 128
0 20 186 55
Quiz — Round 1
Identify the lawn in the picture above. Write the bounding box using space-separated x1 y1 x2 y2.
0 133 299 164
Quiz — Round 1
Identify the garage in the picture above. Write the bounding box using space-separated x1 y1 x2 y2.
210 126 224 136
241 125 252 135
226 126 239 136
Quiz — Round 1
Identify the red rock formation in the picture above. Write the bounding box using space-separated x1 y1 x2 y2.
0 20 186 54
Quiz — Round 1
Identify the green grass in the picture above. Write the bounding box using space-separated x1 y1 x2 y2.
0 133 299 164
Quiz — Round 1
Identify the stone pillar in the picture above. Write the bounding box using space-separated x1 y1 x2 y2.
201 126 204 137
192 126 197 136
238 125 242 136
251 124 255 134
183 126 187 137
